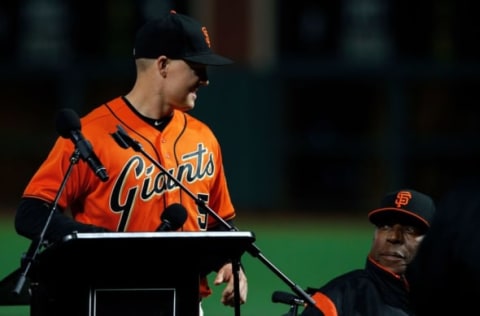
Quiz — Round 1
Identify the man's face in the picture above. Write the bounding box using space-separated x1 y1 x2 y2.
368 219 425 275
162 59 209 112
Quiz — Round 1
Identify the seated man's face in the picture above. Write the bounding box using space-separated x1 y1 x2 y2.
368 218 425 275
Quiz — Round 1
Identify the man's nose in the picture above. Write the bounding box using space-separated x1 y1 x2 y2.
199 79 209 86
387 225 404 242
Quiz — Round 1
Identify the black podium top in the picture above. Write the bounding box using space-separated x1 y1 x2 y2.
49 231 255 260
60 230 255 247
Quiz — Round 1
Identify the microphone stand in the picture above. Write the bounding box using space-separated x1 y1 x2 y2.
12 149 82 295
111 125 317 314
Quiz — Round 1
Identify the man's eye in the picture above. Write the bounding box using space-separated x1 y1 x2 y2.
404 226 417 234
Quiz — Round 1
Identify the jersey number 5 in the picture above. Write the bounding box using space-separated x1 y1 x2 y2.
197 193 209 231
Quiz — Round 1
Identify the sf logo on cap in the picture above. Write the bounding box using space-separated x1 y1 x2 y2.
395 191 412 208
201 27 211 48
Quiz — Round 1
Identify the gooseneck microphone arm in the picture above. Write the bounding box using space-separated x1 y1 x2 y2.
13 149 81 295
110 125 317 309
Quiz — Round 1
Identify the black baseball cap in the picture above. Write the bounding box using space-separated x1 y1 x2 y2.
133 10 233 65
368 189 436 232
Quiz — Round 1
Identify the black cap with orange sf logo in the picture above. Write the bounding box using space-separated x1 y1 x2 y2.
133 10 233 66
368 189 436 232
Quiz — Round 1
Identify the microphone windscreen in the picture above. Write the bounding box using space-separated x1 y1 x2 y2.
55 108 81 138
160 203 188 231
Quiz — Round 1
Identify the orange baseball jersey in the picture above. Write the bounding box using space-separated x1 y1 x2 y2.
22 96 236 297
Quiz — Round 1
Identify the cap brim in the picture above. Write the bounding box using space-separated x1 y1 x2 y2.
368 208 430 231
183 53 233 66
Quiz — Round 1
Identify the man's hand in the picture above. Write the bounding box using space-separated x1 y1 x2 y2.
213 262 248 307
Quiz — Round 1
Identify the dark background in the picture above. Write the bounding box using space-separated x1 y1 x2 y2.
1 0 479 215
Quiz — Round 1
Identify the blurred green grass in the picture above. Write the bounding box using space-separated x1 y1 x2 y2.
0 215 30 316
0 214 372 316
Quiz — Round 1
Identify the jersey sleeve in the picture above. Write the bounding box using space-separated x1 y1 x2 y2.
22 136 96 210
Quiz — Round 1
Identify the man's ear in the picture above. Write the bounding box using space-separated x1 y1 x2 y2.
157 56 168 76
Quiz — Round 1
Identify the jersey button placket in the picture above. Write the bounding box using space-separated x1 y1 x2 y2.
161 138 170 159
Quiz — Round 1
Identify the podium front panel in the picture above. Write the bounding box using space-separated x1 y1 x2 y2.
29 231 255 316
93 288 175 316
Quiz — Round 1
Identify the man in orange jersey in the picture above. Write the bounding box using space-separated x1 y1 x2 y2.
14 10 246 315
298 189 435 316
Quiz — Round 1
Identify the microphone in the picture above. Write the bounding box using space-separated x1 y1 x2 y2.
157 203 188 231
55 108 109 182
272 291 305 306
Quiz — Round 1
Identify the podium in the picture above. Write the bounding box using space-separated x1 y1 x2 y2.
28 231 255 316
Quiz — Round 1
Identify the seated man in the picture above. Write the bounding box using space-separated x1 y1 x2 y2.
299 189 436 316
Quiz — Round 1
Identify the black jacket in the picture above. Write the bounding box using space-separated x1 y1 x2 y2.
300 257 413 316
